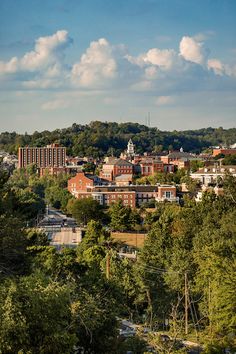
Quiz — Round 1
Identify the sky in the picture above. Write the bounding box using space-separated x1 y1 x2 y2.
0 0 236 133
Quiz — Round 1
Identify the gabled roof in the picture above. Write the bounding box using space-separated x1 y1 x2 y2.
114 159 133 166
85 174 101 181
168 151 194 158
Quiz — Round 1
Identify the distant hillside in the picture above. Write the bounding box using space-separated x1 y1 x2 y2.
0 121 235 157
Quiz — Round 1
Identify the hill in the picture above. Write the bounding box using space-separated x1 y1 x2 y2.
0 121 235 157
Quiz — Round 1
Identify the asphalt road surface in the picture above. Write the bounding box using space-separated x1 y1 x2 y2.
38 207 77 227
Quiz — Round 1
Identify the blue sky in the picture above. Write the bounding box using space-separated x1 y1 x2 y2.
0 0 236 133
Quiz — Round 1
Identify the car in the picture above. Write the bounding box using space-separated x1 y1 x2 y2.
119 324 136 337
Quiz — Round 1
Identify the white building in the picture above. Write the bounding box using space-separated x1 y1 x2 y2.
127 139 135 156
190 165 236 185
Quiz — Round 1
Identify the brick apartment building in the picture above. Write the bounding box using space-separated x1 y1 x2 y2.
160 150 200 169
139 158 164 176
68 171 102 194
68 172 178 208
100 157 134 181
212 148 236 157
18 144 66 169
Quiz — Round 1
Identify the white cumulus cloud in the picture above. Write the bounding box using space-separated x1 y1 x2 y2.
207 58 224 76
126 48 176 71
207 58 236 77
71 38 117 87
179 36 206 65
21 30 71 71
0 57 19 74
0 30 72 76
0 30 235 94
143 48 176 70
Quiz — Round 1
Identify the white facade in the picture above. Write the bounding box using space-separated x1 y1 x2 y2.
127 139 135 156
190 166 236 185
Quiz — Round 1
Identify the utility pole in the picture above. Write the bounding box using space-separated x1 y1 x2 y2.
106 252 110 280
185 272 188 335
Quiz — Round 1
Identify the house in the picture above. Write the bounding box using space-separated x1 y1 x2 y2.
160 149 200 169
68 171 102 196
139 158 164 176
133 156 174 176
100 158 134 181
155 185 179 203
190 165 236 185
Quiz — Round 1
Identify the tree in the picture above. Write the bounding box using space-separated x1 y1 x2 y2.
0 215 28 278
45 185 72 211
0 273 77 353
193 209 236 343
222 153 236 165
68 197 104 225
109 199 132 231
223 173 236 204
82 162 96 174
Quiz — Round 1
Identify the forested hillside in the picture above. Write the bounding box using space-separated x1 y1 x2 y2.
0 121 236 157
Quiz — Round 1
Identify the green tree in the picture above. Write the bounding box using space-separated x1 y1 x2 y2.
0 273 77 354
45 185 71 211
68 197 104 225
109 199 132 231
0 215 27 278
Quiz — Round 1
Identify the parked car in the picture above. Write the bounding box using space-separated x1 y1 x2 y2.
119 325 136 337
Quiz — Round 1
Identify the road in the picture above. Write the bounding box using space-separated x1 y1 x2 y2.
38 207 77 227
50 227 83 249
37 207 83 249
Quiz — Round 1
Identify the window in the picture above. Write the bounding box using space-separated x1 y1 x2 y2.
165 191 171 199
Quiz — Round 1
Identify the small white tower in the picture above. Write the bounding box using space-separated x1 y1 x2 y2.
127 139 135 156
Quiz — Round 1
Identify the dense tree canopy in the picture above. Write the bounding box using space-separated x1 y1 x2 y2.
0 164 236 352
1 122 236 157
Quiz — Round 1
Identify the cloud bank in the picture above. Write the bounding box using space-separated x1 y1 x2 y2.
0 29 236 97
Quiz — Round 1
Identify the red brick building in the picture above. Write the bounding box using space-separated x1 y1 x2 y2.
68 171 101 194
139 158 164 176
68 172 178 207
212 148 236 157
160 151 199 169
100 158 134 181
18 144 66 169
155 185 178 202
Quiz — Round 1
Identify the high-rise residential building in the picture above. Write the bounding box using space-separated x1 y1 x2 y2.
18 144 66 169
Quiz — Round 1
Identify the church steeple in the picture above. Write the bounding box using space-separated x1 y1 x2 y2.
127 139 135 156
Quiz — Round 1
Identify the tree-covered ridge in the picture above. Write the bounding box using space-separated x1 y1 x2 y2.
1 121 236 156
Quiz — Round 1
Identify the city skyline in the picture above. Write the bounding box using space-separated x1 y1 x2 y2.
0 0 236 133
